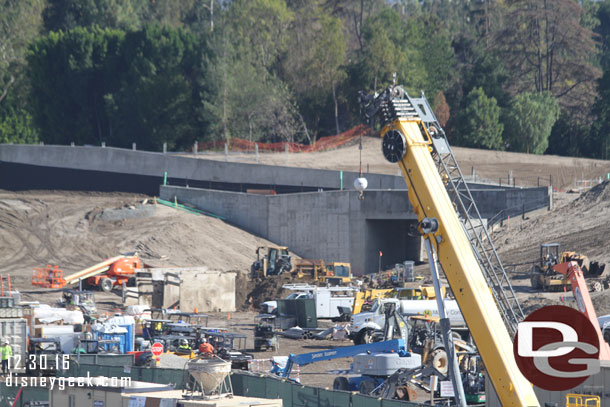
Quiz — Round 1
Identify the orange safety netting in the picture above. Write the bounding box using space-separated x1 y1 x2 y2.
195 124 374 153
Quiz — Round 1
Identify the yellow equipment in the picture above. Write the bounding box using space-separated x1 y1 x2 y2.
319 262 352 285
361 85 539 406
393 285 445 300
531 243 607 292
293 259 353 285
250 246 292 278
352 289 394 314
566 394 601 407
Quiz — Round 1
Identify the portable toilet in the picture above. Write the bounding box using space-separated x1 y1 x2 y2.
107 315 135 352
92 323 129 353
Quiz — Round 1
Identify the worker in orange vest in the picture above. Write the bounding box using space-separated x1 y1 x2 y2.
198 337 214 355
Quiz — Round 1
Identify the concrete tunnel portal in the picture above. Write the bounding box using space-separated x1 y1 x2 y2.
365 219 421 275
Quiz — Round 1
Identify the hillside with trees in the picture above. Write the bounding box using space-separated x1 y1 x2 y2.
1 0 609 159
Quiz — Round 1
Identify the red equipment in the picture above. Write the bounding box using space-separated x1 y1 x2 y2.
32 255 143 292
32 266 64 288
553 261 610 361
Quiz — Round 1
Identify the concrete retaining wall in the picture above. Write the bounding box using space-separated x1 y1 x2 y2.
0 144 405 193
160 185 549 275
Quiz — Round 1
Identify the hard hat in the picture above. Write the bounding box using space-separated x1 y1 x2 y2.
3 339 8 344
180 339 188 345
202 337 208 343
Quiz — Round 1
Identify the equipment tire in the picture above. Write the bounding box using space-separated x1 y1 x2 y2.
355 329 374 345
591 281 604 293
100 278 114 292
430 348 448 375
333 376 349 391
530 274 541 290
359 378 377 395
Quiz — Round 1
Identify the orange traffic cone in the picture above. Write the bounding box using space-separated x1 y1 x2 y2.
194 307 198 313
227 313 231 320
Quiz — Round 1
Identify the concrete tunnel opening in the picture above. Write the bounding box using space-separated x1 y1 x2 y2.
364 219 421 275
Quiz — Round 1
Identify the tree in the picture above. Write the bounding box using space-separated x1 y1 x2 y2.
596 1 610 72
203 3 300 145
43 0 131 32
456 87 504 150
433 91 450 127
27 25 206 150
322 0 386 52
282 5 347 137
0 0 44 108
27 27 124 145
358 8 427 92
0 110 38 143
228 0 293 69
411 14 456 97
504 91 560 154
100 24 206 150
589 69 610 159
546 111 590 158
494 0 600 115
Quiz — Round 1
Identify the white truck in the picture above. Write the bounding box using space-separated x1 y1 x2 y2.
261 284 358 319
349 297 466 344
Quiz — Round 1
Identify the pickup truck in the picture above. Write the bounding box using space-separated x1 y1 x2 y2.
349 297 466 344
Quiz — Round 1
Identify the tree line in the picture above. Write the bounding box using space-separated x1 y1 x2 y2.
1 0 610 158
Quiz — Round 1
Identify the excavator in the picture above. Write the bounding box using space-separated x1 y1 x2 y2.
360 84 540 406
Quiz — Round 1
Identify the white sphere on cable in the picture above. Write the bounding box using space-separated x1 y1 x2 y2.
354 177 368 192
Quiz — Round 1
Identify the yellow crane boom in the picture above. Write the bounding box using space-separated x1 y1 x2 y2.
361 86 539 407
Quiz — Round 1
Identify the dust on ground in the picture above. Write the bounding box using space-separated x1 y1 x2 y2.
187 134 610 189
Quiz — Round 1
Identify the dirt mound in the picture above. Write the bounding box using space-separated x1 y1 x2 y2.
0 191 278 290
570 181 610 206
245 274 294 308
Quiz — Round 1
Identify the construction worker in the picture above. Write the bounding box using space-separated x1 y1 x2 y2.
177 338 191 353
1 339 12 375
198 337 214 355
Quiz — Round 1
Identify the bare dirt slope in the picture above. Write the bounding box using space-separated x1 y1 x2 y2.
492 183 610 314
193 135 610 189
495 183 610 269
0 190 274 290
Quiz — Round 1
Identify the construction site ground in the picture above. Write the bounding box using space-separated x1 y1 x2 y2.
3 141 610 396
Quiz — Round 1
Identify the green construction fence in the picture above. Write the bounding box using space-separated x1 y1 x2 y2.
0 364 425 407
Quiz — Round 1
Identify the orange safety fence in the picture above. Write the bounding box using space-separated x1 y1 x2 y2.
194 124 374 153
